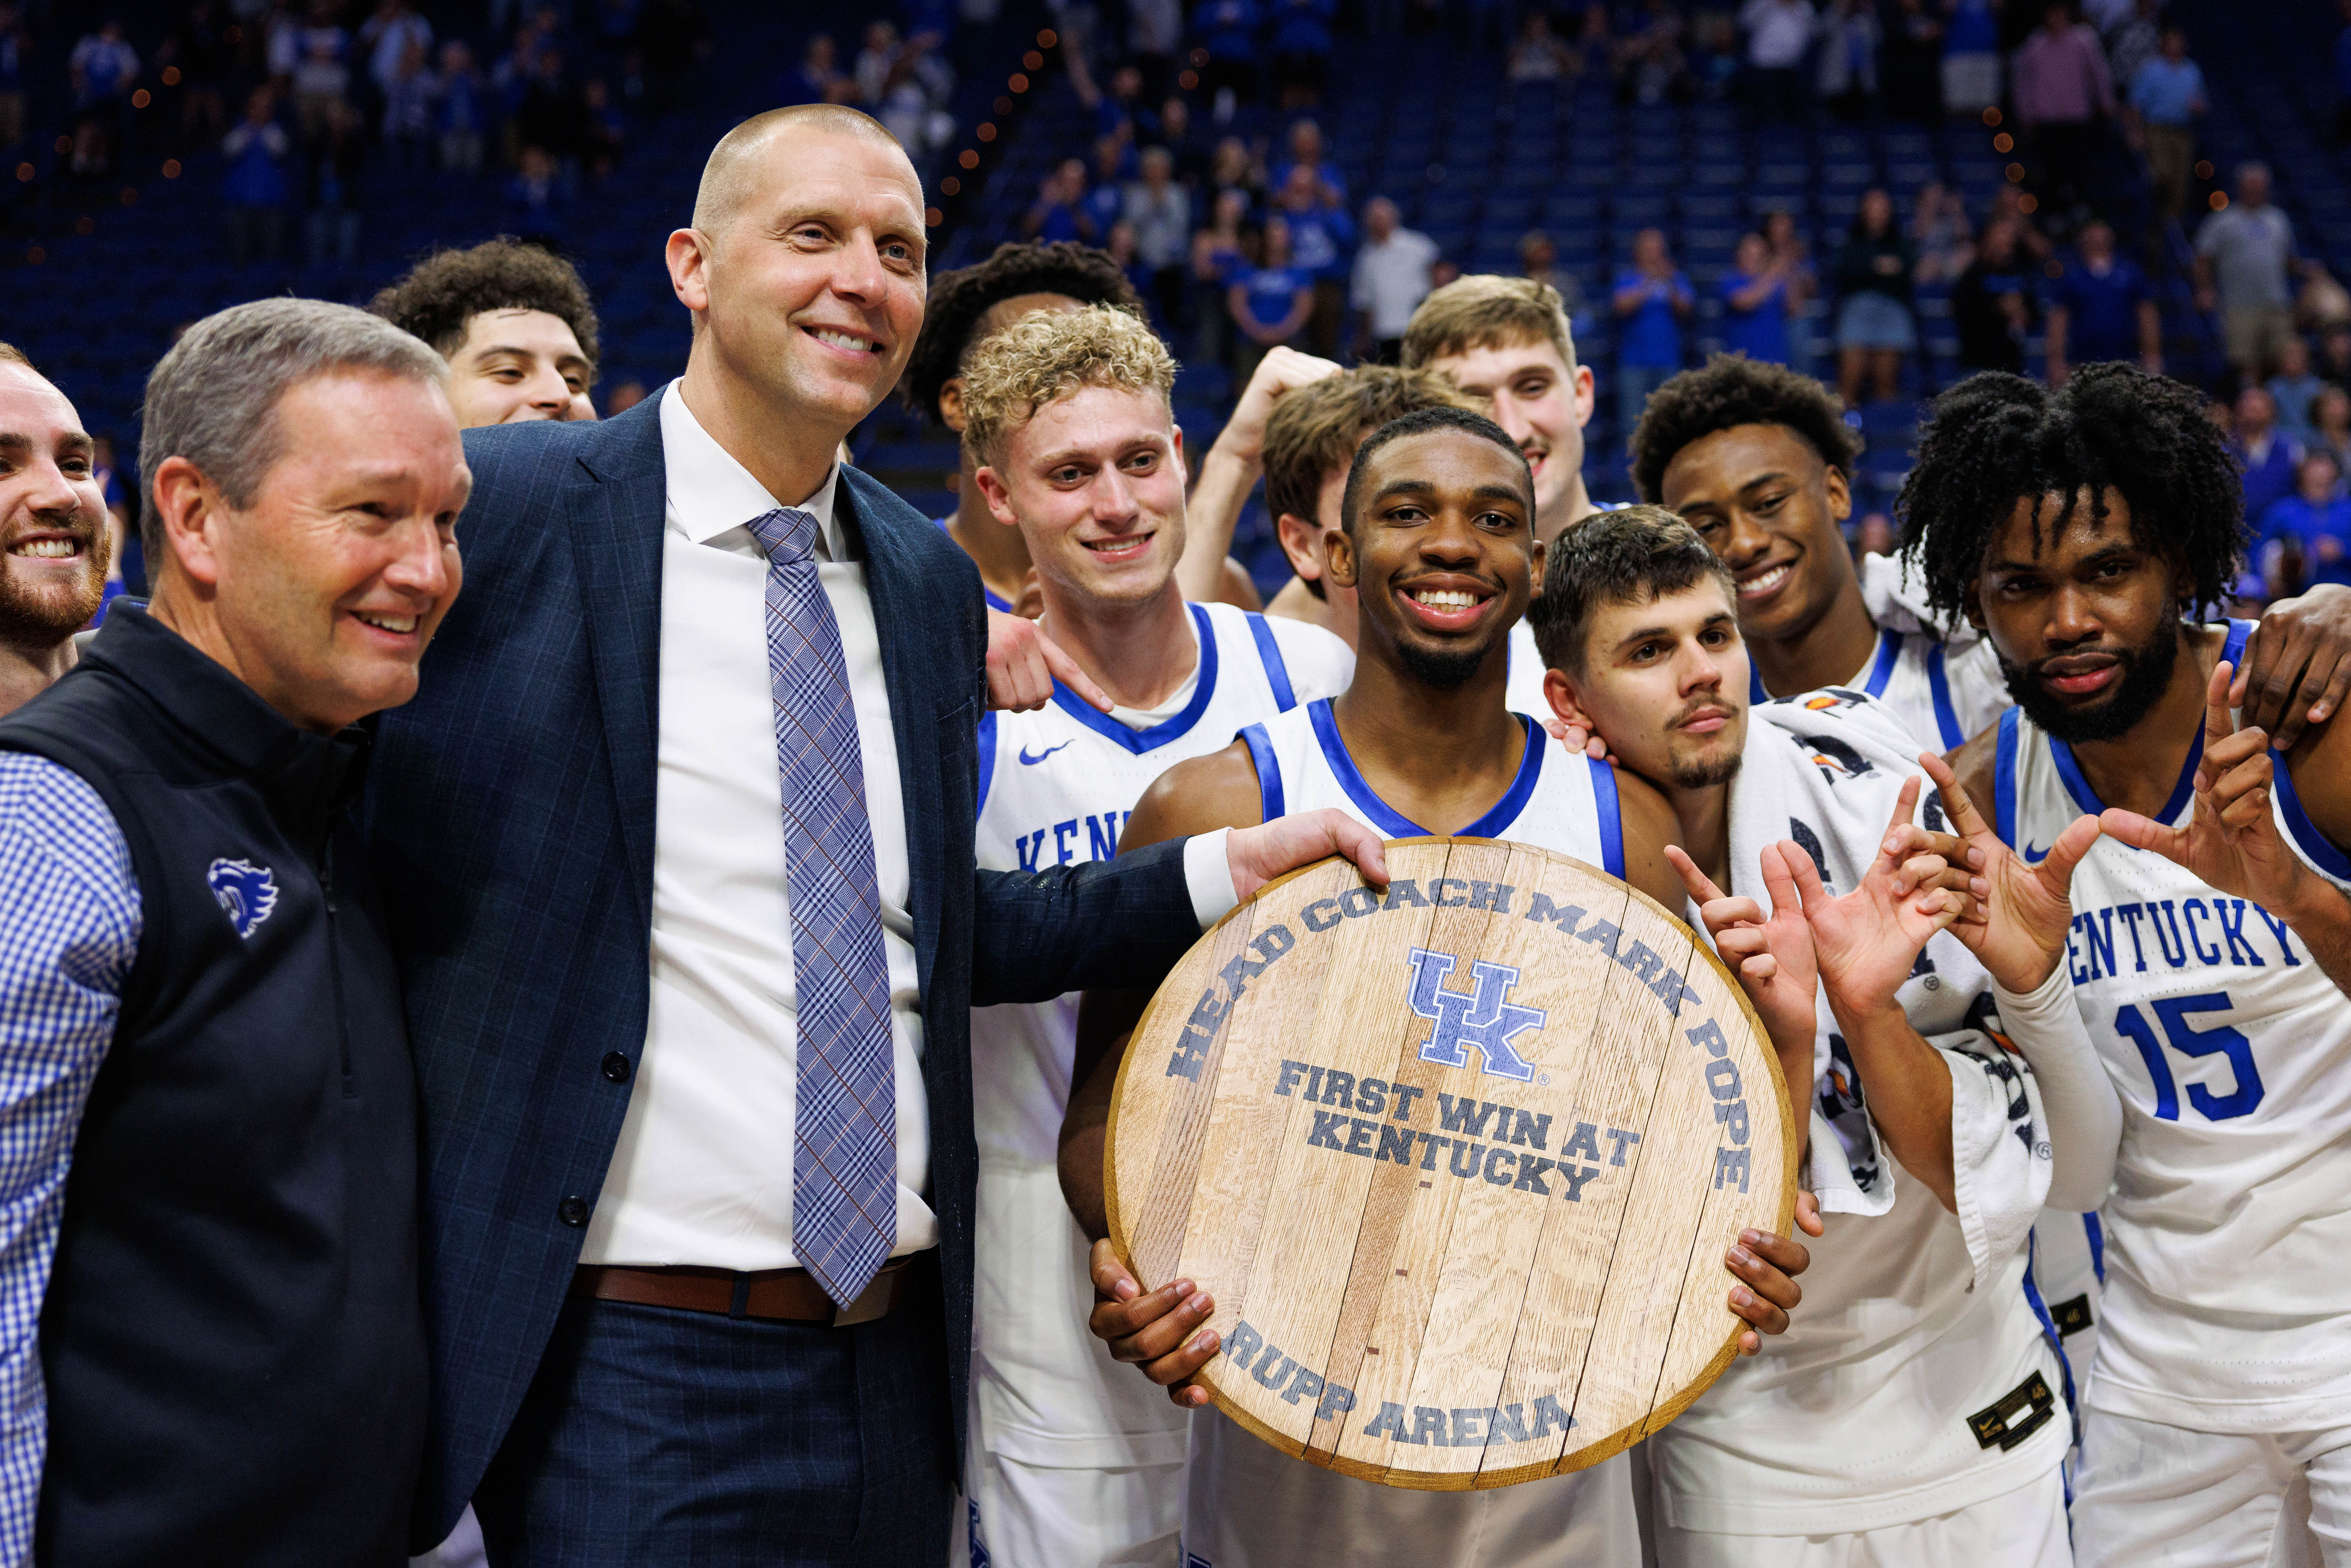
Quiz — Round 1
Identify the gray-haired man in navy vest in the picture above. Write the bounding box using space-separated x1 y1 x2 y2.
0 297 471 1566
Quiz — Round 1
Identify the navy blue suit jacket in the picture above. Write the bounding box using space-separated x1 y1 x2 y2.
362 390 1202 1542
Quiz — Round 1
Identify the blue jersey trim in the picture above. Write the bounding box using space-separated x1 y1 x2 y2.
2020 1229 2081 1449
1458 716 1547 840
1305 700 1546 839
1995 707 2020 847
1588 756 1625 879
2270 744 2351 880
1244 612 1299 712
1863 629 1903 699
1308 699 1422 837
935 514 1011 612
1240 721 1285 821
975 708 997 816
1047 603 1220 754
2048 621 2249 826
1749 660 1768 707
1926 641 1964 749
2084 1212 2105 1286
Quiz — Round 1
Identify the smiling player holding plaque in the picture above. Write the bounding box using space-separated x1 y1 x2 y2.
1058 409 1825 1567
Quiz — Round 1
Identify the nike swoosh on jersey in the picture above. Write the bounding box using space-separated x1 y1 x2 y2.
1018 741 1073 765
2022 842 2050 863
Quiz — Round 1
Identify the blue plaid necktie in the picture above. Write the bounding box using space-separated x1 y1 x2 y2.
747 505 896 1309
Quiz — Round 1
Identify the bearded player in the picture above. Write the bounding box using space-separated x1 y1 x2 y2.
1536 507 2122 1566
0 345 110 718
1057 408 1817 1568
1624 352 2351 1385
1913 366 2351 1568
952 305 1355 1565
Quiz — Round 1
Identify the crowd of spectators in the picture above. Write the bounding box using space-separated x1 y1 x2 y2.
5 0 710 270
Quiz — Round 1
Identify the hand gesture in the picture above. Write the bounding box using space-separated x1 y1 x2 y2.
2100 660 2314 914
1666 842 1818 1058
1798 776 1966 1021
985 607 1112 712
1919 750 2098 993
1723 1195 1822 1356
1226 807 1390 900
1088 1240 1217 1408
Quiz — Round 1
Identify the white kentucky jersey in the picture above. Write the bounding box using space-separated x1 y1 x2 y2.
1651 688 2069 1539
966 601 1351 1505
1240 695 1626 871
1995 619 2351 1433
1189 694 1639 1568
1751 623 2008 756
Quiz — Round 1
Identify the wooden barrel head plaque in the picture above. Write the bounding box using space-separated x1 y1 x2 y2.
1106 838 1795 1490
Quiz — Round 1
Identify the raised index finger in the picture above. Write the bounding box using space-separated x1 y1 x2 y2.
1663 843 1727 905
2206 659 2238 757
1919 750 1993 843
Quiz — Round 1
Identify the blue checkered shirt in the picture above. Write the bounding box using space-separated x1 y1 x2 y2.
0 751 140 1566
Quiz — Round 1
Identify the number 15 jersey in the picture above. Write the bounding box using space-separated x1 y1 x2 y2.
1993 620 2351 1432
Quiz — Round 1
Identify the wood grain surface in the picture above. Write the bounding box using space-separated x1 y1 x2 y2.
1105 838 1794 1490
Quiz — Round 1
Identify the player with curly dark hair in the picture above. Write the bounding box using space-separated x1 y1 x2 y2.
1924 381 2351 1568
1620 353 2007 758
368 238 600 428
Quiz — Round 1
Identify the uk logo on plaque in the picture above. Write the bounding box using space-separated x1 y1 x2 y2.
1105 838 1795 1491
1405 947 1546 1082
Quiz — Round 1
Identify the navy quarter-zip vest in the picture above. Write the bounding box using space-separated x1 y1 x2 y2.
0 605 424 1567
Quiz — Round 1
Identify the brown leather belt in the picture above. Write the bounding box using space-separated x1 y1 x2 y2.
572 1258 913 1327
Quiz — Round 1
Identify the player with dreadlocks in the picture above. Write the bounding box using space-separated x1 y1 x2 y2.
1921 365 2351 1568
904 239 1277 613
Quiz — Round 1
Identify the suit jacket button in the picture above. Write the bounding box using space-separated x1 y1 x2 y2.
601 1052 632 1082
558 1196 590 1227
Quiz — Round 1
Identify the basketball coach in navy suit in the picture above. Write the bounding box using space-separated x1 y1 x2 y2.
362 103 1383 1565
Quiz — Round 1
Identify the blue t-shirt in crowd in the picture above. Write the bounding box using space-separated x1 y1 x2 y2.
1278 204 1355 281
2263 493 2351 586
1947 0 1999 53
1082 181 1124 240
2128 56 2206 127
1196 0 1262 64
1720 269 1790 365
1034 200 1083 243
2046 256 2150 363
2239 434 2304 528
1614 267 1690 369
1240 265 1308 332
1270 0 1335 56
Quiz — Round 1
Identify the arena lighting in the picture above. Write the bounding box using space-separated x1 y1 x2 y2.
161 66 181 86
162 160 181 179
52 135 68 154
926 206 942 227
1992 133 2013 153
119 187 137 206
2195 160 2214 179
994 96 1012 114
940 175 961 196
74 215 93 235
1036 29 1056 46
1981 106 2001 127
959 149 980 170
2018 193 2039 213
131 89 150 109
23 246 42 264
977 123 997 142
1023 49 1044 70
2210 191 2229 210
1179 69 1199 89
1009 73 1028 91
12 163 28 183
2006 163 2025 183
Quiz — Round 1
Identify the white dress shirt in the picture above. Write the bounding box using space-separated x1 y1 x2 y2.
585 382 1237 1270
582 384 936 1269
